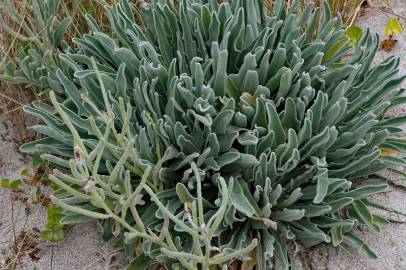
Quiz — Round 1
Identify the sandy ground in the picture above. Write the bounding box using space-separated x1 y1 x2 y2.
1 0 406 269
0 136 125 270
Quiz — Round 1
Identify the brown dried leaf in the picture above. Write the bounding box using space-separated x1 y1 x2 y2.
38 195 51 206
10 190 28 203
240 250 257 270
10 230 42 264
229 261 240 270
263 218 278 231
27 249 41 261
380 148 399 156
30 177 43 185
10 191 19 201
135 241 143 257
240 92 256 108
29 167 50 186
380 38 398 52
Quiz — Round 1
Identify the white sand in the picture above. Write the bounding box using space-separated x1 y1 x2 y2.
0 137 125 270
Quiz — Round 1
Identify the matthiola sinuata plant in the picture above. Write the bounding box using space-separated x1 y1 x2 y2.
1 0 406 269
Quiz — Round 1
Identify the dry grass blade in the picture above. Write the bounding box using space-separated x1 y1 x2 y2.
313 0 368 26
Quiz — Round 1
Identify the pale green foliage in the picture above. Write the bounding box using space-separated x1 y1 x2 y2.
0 0 71 87
0 0 71 50
1 0 406 269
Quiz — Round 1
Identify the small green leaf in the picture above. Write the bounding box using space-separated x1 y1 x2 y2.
40 229 64 242
1 178 22 190
331 227 343 247
9 179 22 190
32 155 45 169
41 206 65 242
0 178 10 188
385 18 403 37
346 25 363 46
42 173 49 180
21 168 30 177
176 183 195 204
